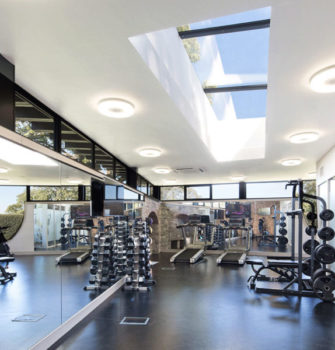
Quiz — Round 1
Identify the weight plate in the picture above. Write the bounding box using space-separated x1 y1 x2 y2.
306 212 317 221
312 268 335 281
279 222 287 228
280 216 286 221
303 239 320 255
313 275 335 302
302 258 321 277
318 227 335 241
305 225 317 236
277 236 288 245
279 228 287 236
315 244 335 264
319 209 335 222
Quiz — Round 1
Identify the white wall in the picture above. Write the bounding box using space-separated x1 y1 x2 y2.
8 202 34 254
317 144 335 187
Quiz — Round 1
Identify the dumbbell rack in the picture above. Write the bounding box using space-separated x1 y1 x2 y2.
124 219 155 292
109 218 129 283
85 220 112 291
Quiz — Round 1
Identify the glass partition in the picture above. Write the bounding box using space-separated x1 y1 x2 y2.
212 183 239 199
61 122 93 167
115 160 127 184
15 93 55 150
95 145 114 177
186 185 210 199
246 181 291 198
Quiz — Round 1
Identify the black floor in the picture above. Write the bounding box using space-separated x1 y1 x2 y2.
52 254 335 350
0 255 94 350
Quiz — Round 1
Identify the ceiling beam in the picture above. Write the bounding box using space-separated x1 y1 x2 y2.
178 19 270 39
204 84 267 93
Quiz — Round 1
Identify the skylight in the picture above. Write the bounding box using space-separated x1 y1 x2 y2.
178 7 271 121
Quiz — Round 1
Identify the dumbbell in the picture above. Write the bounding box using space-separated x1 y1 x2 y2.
90 267 97 275
60 236 68 245
89 275 96 284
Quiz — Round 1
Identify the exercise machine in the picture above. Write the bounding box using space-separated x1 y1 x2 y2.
247 180 335 302
170 223 207 263
0 227 16 284
56 218 95 264
217 225 251 265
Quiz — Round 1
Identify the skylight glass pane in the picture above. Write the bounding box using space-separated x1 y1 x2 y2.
185 7 271 30
207 89 267 119
186 28 269 87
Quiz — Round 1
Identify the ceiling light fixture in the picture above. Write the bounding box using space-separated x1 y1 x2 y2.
289 132 320 144
98 98 135 118
153 168 171 174
231 176 245 181
0 167 8 173
0 179 9 184
0 138 58 166
280 159 302 167
67 178 83 184
138 148 162 158
310 65 335 93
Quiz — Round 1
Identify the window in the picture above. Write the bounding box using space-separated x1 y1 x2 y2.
148 183 154 197
115 161 127 184
85 186 91 201
117 187 139 200
137 176 148 194
61 122 92 167
15 94 54 149
186 185 210 199
95 145 114 177
212 184 239 199
246 182 291 199
30 186 79 201
161 186 185 200
0 186 26 214
105 185 117 200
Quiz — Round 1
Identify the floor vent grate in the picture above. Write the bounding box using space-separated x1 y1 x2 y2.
12 314 46 322
120 317 150 325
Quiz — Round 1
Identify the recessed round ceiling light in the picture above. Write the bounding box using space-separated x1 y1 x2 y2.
67 178 83 184
280 159 302 166
289 132 320 144
153 168 171 174
138 148 162 158
0 179 9 184
0 167 8 173
98 98 135 118
310 65 335 93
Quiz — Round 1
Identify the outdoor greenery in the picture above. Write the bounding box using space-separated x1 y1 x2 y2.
177 25 200 63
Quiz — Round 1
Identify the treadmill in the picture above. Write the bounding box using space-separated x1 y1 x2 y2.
170 223 207 263
217 225 251 266
56 219 95 264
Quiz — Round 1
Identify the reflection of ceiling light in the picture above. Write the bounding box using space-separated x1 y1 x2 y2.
289 132 319 144
67 178 83 184
98 98 135 118
0 138 58 166
0 167 8 173
231 175 245 181
138 148 162 157
165 179 177 185
280 159 302 166
310 66 335 93
153 168 171 174
0 179 9 184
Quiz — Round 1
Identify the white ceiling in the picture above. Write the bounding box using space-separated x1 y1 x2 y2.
0 0 334 185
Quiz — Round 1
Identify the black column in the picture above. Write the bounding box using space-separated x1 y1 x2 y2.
0 55 15 131
239 182 246 200
126 167 137 188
